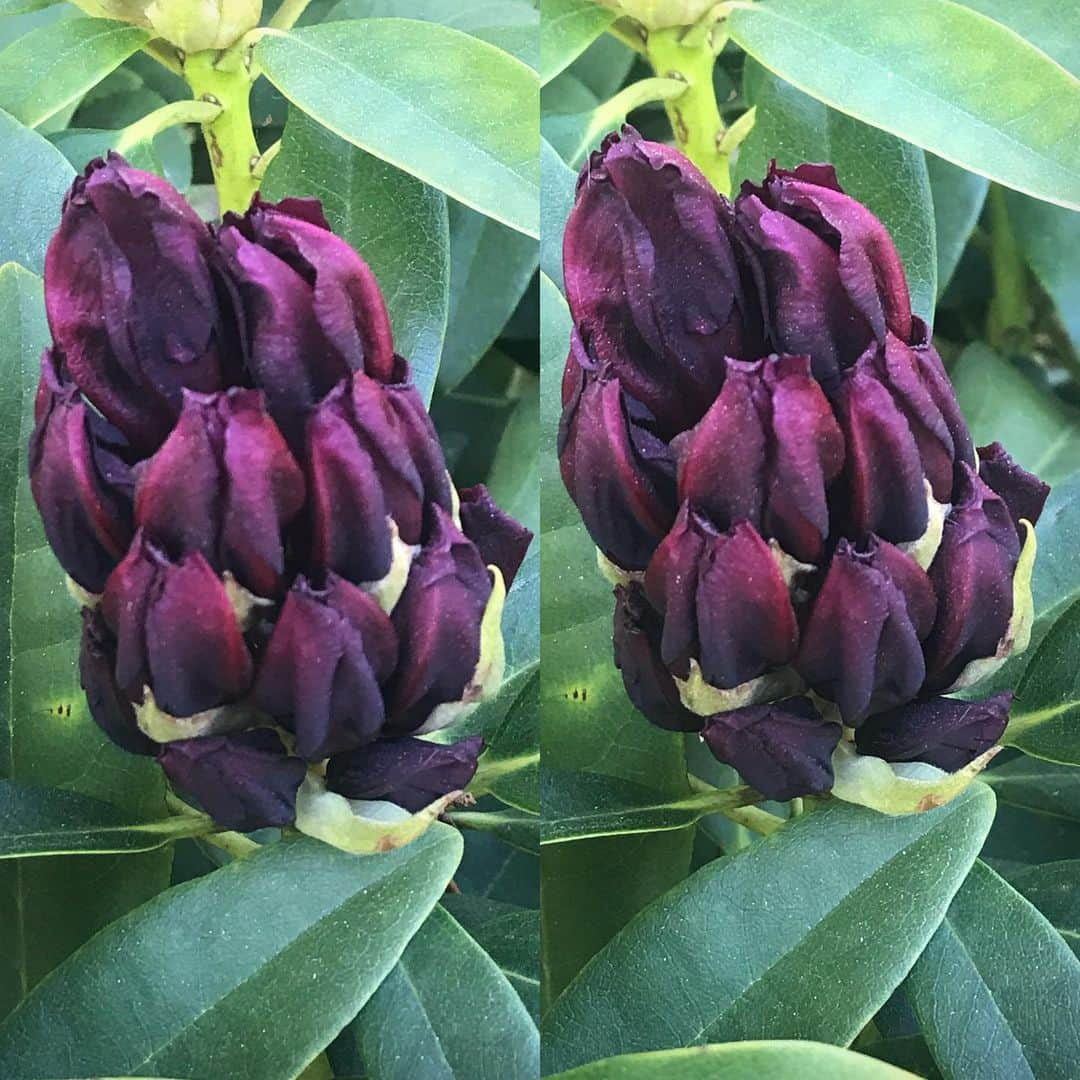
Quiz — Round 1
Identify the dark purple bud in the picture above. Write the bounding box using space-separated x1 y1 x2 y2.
978 441 1050 539
458 484 533 589
102 533 253 717
834 352 930 543
307 370 453 586
134 388 304 598
388 507 494 733
79 608 156 756
612 582 703 733
702 696 841 801
158 728 307 831
44 154 232 453
215 195 394 445
673 353 844 563
644 507 798 690
797 537 936 726
855 691 1013 771
326 735 484 811
558 342 676 573
564 126 760 434
736 162 911 386
253 574 397 761
923 468 1020 692
28 351 134 594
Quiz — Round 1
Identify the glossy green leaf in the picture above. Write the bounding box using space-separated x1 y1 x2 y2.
326 0 539 69
329 904 538 1080
540 0 614 86
471 672 539 813
1005 190 1080 357
983 755 1080 824
0 264 170 1019
486 372 540 534
927 155 988 297
0 781 212 858
1007 860 1080 959
905 859 1080 1080
451 807 539 856
0 1 60 12
727 0 1080 211
0 113 74 273
49 127 161 179
262 108 449 403
456 814 538 908
542 786 996 1072
0 828 463 1078
441 894 539 1020
952 345 1080 484
0 17 149 128
439 202 538 390
955 0 1080 78
1004 597 1080 765
540 137 576 290
256 20 539 238
547 1041 921 1079
736 59 936 323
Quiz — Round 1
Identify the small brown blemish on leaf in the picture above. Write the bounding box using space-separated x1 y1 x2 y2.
916 794 944 813
376 834 399 853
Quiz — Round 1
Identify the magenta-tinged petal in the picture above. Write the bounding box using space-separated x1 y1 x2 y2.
612 582 702 733
458 484 533 589
797 537 932 726
79 608 156 756
923 467 1020 692
387 507 493 733
835 354 929 543
253 574 397 761
326 734 483 811
674 354 844 562
29 351 134 593
45 155 231 452
702 696 841 800
159 728 306 831
102 535 253 717
558 348 676 572
978 441 1050 539
134 388 305 597
855 691 1013 771
564 127 760 433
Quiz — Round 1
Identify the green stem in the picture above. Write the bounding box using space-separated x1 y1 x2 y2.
645 24 730 195
269 0 314 30
202 830 261 859
987 184 1030 351
182 49 260 216
719 804 785 835
114 99 223 155
251 138 282 181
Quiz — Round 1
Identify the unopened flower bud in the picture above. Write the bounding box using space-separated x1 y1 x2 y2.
673 353 844 563
29 351 134 595
216 196 395 445
253 575 398 761
458 484 533 590
977 441 1050 541
595 0 718 30
158 728 306 833
326 735 484 811
564 128 760 434
144 0 262 54
702 697 841 801
45 155 231 453
134 388 304 598
102 532 253 718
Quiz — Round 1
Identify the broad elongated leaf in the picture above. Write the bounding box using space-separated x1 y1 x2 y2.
0 829 463 1078
727 0 1080 211
486 373 541 535
983 755 1080 823
540 0 614 86
439 201 538 391
256 20 539 237
927 155 988 297
541 786 996 1072
0 781 212 858
0 114 74 273
540 138 576 289
262 108 450 402
329 904 538 1080
0 265 170 1019
547 1041 920 1079
456 808 538 908
1007 860 1080 959
451 807 539 856
736 59 937 323
956 0 1080 78
905 860 1080 1079
441 894 539 1020
0 17 149 128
